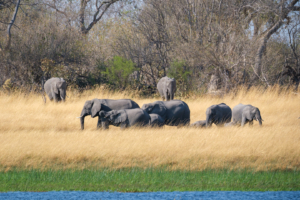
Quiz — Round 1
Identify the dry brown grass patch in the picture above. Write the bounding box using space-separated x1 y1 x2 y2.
0 86 299 171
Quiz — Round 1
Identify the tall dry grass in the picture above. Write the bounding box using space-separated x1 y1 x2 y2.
0 86 300 171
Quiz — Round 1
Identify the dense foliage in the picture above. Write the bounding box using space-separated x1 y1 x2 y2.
1 0 300 95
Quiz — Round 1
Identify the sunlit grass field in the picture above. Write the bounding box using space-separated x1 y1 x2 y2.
0 86 299 171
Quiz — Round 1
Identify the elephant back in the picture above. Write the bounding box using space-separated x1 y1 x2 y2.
163 100 190 126
105 99 140 110
125 108 150 127
232 104 247 122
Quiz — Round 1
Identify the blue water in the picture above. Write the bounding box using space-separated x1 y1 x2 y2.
0 191 300 200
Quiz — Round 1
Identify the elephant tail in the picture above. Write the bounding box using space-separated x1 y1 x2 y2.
182 102 191 126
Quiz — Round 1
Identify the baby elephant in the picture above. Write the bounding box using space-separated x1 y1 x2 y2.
190 120 206 128
227 104 263 127
99 108 150 130
149 114 164 128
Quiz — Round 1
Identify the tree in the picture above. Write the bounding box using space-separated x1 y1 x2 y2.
241 0 300 83
44 0 136 35
4 0 20 51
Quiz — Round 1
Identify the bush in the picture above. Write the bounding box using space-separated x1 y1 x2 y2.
167 60 192 97
102 56 137 89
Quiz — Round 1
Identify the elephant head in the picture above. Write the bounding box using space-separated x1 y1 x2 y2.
99 110 127 129
78 99 102 130
53 79 67 101
142 102 167 118
241 106 263 127
252 107 263 126
166 78 176 100
205 107 215 127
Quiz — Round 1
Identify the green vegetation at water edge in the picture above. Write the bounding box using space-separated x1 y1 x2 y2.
1 168 299 192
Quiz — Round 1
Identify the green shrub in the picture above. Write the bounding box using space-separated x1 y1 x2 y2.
167 60 192 96
102 56 136 89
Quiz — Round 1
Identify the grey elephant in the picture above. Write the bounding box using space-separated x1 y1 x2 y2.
99 108 150 130
44 77 67 102
190 120 206 128
206 103 232 127
149 114 164 128
142 100 190 126
157 76 176 101
78 99 140 130
226 104 263 127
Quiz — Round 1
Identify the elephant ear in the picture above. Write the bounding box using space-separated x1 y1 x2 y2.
53 81 65 94
250 107 257 116
60 80 67 89
112 111 127 124
91 100 102 118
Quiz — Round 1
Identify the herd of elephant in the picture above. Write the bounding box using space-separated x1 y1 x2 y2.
44 77 263 130
77 99 263 130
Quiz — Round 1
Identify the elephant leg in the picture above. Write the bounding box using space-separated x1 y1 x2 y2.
164 92 168 101
120 122 128 130
97 117 102 130
48 95 53 101
52 92 59 102
241 115 247 127
249 120 253 126
101 120 109 130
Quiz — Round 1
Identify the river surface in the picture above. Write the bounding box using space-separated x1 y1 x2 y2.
0 191 300 200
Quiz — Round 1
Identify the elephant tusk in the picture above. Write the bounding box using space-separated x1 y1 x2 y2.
77 116 82 118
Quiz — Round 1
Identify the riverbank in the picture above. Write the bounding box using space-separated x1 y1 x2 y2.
1 168 300 192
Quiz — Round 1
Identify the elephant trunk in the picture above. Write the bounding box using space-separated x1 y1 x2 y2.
79 109 89 130
170 90 174 101
80 116 85 130
168 83 175 100
60 89 66 101
255 110 262 126
206 115 212 128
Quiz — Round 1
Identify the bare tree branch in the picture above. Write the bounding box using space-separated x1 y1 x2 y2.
5 0 21 51
80 0 119 35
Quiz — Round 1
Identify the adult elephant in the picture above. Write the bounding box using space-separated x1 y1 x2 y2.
142 100 190 126
99 108 150 130
157 76 176 101
206 103 232 127
78 99 140 130
228 104 263 127
44 77 67 102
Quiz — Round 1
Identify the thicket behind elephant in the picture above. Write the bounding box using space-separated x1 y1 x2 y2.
78 99 140 130
157 76 176 101
142 100 190 126
99 108 150 129
44 77 67 102
229 104 263 126
206 103 232 127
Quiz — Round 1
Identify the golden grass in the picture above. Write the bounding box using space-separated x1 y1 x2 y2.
0 86 300 171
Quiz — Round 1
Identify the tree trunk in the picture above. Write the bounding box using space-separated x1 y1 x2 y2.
253 20 283 82
5 0 21 51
